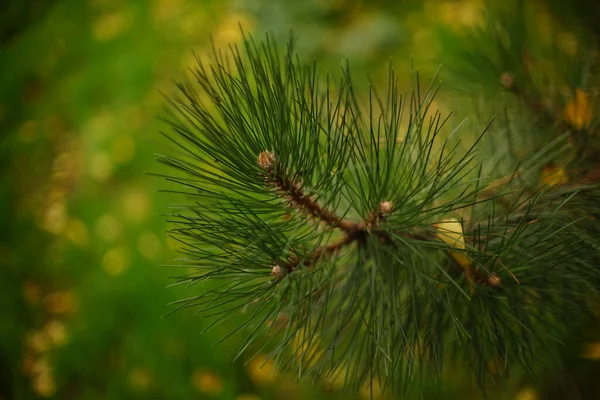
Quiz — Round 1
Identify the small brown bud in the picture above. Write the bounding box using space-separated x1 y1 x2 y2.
500 73 514 89
488 273 501 287
271 265 285 280
258 151 276 171
379 201 393 214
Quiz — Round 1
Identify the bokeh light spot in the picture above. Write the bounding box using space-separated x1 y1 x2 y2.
236 395 262 400
43 320 69 347
582 342 600 360
44 291 79 315
64 218 90 247
247 354 277 386
180 10 208 37
128 367 154 391
213 13 256 47
85 111 115 142
515 387 538 400
89 151 113 181
191 369 224 396
152 0 185 24
25 331 51 353
93 9 133 41
137 231 161 260
122 190 151 223
102 247 129 276
32 368 56 398
95 213 122 242
42 202 68 234
112 135 136 164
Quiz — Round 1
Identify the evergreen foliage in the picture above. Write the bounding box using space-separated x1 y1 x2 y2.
159 27 600 396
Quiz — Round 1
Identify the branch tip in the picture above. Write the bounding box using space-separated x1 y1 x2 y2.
379 201 393 214
271 265 286 280
487 273 501 287
258 150 276 171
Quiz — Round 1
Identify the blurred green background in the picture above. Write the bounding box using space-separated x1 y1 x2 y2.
1 0 597 399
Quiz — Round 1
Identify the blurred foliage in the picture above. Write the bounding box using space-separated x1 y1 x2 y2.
1 0 599 399
0 0 55 45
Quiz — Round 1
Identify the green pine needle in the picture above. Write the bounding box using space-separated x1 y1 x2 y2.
157 31 600 396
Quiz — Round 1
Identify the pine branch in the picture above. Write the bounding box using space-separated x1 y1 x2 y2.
258 148 497 289
500 72 592 159
158 31 600 397
281 233 358 274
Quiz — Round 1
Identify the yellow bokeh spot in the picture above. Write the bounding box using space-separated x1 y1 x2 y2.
180 10 209 38
25 331 51 353
213 13 256 47
64 218 90 247
43 320 69 347
430 0 484 29
515 387 538 400
112 135 136 163
236 395 262 400
89 151 113 181
42 201 68 235
30 356 52 376
129 367 154 391
32 369 56 398
540 163 568 187
102 247 129 276
93 9 132 41
52 142 82 187
19 120 38 142
84 111 115 142
564 89 592 130
359 379 384 400
122 190 151 223
96 213 122 242
191 369 224 396
44 291 78 315
582 342 600 360
247 354 277 386
152 0 185 24
137 231 161 260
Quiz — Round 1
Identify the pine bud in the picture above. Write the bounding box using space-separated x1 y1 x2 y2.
379 201 393 214
258 151 276 171
488 273 501 287
271 265 285 280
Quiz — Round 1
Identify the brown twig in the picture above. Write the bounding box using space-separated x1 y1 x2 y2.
283 231 362 273
258 151 360 233
259 151 502 289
